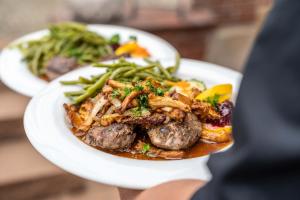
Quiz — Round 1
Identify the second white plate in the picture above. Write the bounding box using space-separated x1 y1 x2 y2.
0 24 177 97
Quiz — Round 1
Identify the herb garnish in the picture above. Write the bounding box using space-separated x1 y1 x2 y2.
129 35 137 41
142 143 150 154
109 34 120 44
130 107 149 117
206 94 220 108
124 87 132 97
138 94 149 108
122 84 145 100
130 107 141 117
111 89 120 98
134 84 144 91
146 80 164 96
155 88 164 96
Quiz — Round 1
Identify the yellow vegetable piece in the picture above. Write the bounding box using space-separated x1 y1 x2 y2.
196 84 232 103
130 46 150 58
115 42 138 56
201 124 232 143
202 124 232 133
115 41 150 58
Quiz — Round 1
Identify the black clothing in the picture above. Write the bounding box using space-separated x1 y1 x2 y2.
192 0 300 199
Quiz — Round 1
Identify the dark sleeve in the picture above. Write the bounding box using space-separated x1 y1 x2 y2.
192 0 300 199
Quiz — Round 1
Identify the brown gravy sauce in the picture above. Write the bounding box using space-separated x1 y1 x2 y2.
111 141 231 160
74 128 232 160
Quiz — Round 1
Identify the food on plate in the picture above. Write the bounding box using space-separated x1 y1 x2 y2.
15 22 150 81
62 58 234 160
148 113 201 150
84 123 136 150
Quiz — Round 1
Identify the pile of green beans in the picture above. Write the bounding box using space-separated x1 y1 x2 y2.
61 54 181 104
16 22 116 76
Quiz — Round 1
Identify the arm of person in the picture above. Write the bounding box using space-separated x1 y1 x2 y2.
192 0 300 199
136 0 300 199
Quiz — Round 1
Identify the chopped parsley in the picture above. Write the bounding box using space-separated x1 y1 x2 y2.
130 107 142 117
134 84 144 91
138 94 149 108
155 87 164 96
124 87 132 97
109 34 120 44
120 87 133 100
130 107 149 117
206 94 220 108
142 143 150 154
129 35 137 41
122 84 145 100
111 89 120 98
146 80 164 96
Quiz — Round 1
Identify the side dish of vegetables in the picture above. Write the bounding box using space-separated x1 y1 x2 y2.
15 22 150 81
60 55 180 104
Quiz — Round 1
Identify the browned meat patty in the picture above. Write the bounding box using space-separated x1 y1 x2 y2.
147 113 201 150
45 56 78 80
121 113 166 129
83 123 136 150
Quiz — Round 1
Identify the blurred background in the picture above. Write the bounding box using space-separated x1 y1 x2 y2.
0 0 272 199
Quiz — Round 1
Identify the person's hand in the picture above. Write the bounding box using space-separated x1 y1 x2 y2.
118 188 142 200
135 179 205 200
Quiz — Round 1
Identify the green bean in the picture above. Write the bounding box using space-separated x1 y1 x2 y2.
117 77 132 82
144 70 164 79
132 76 140 82
50 22 86 32
174 53 181 72
144 58 172 79
93 63 120 68
31 47 42 75
166 53 181 74
93 62 134 69
60 80 81 85
122 64 156 77
91 74 103 82
157 62 172 80
74 72 111 104
62 56 182 103
16 22 114 76
170 76 181 82
64 90 85 97
109 66 134 79
79 76 93 84
135 72 148 79
44 40 55 53
136 72 163 81
83 84 92 90
143 58 155 65
54 39 66 53
122 69 136 77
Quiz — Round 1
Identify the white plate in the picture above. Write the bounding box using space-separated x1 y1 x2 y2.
24 58 242 189
0 24 177 97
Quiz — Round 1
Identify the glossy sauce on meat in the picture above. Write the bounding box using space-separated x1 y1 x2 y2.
73 127 232 160
111 141 232 160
